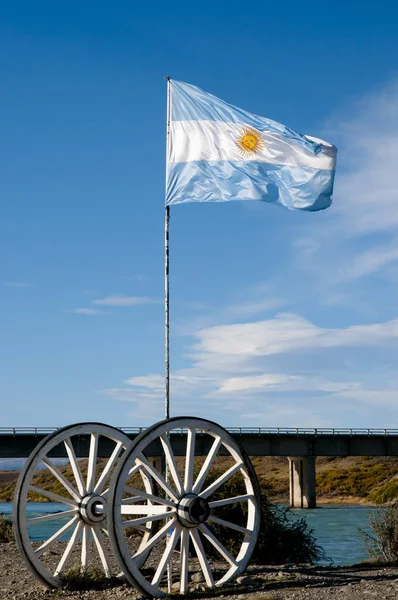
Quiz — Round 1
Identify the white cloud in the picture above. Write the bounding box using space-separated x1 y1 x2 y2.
293 82 398 290
193 313 398 358
124 373 216 396
124 374 164 390
103 310 398 425
335 242 398 282
216 373 360 394
217 373 291 392
72 308 106 316
93 295 158 306
4 281 31 288
334 83 398 236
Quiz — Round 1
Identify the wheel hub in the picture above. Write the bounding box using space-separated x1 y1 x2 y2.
177 493 209 528
79 493 107 524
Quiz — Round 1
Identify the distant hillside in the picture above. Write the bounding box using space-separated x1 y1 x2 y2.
251 455 398 505
1 455 398 505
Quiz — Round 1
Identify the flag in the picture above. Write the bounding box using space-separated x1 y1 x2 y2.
166 80 337 211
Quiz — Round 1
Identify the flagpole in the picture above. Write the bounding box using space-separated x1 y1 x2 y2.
164 76 172 596
165 204 170 419
165 76 171 420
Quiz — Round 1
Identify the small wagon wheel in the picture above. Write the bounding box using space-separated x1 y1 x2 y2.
13 422 156 587
108 416 261 597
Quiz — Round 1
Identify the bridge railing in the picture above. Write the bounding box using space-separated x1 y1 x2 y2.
1 427 398 436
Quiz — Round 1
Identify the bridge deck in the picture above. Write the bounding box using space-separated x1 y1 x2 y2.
1 427 398 458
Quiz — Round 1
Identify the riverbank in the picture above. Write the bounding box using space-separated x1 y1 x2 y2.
3 453 398 505
0 542 397 599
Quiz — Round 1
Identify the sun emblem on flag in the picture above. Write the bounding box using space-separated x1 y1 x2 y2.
236 127 264 157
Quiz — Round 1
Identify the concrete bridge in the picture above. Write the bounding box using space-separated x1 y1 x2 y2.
2 426 398 509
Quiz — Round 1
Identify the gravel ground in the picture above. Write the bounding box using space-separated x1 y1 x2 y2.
1 542 398 600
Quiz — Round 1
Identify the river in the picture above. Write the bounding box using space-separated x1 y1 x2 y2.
1 502 376 566
290 505 376 565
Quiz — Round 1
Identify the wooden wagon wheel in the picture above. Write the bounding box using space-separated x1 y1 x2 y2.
108 416 261 597
13 422 156 587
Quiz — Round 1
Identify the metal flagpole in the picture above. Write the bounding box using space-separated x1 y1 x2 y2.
164 76 172 595
165 204 170 419
164 76 171 420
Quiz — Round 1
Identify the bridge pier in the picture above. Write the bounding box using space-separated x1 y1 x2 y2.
149 456 165 473
288 456 316 508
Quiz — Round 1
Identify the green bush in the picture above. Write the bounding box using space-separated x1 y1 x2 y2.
361 504 398 563
0 516 13 543
317 461 398 499
205 472 326 565
368 482 398 505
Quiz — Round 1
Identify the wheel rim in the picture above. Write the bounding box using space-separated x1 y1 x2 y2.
12 422 155 587
109 416 261 597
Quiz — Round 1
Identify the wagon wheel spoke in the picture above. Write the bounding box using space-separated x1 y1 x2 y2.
192 435 221 494
208 515 250 535
94 441 124 495
81 524 89 572
199 523 238 567
121 504 175 516
137 455 179 502
86 433 99 493
35 515 79 556
42 457 80 502
92 526 112 578
151 525 181 587
54 521 84 577
128 463 141 477
179 527 190 594
209 493 254 508
28 485 78 508
184 427 196 493
121 487 176 509
64 437 86 496
122 509 176 529
199 461 244 499
190 528 214 587
160 434 183 493
132 518 177 561
27 509 77 524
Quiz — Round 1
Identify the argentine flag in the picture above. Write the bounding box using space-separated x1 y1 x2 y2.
166 80 337 211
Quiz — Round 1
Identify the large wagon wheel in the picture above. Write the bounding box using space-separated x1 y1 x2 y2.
108 416 261 597
13 422 156 587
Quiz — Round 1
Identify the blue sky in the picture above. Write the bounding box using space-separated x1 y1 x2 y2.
1 1 398 428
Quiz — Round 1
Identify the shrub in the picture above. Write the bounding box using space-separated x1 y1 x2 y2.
205 471 326 565
316 461 398 500
0 516 13 543
368 482 398 505
360 504 398 563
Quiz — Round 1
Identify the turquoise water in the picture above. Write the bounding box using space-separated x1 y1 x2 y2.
290 505 376 565
1 503 376 566
2 502 73 541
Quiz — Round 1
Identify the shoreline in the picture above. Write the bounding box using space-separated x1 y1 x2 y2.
270 496 380 507
0 497 383 509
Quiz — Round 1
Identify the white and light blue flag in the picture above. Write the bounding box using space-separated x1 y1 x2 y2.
166 80 337 211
